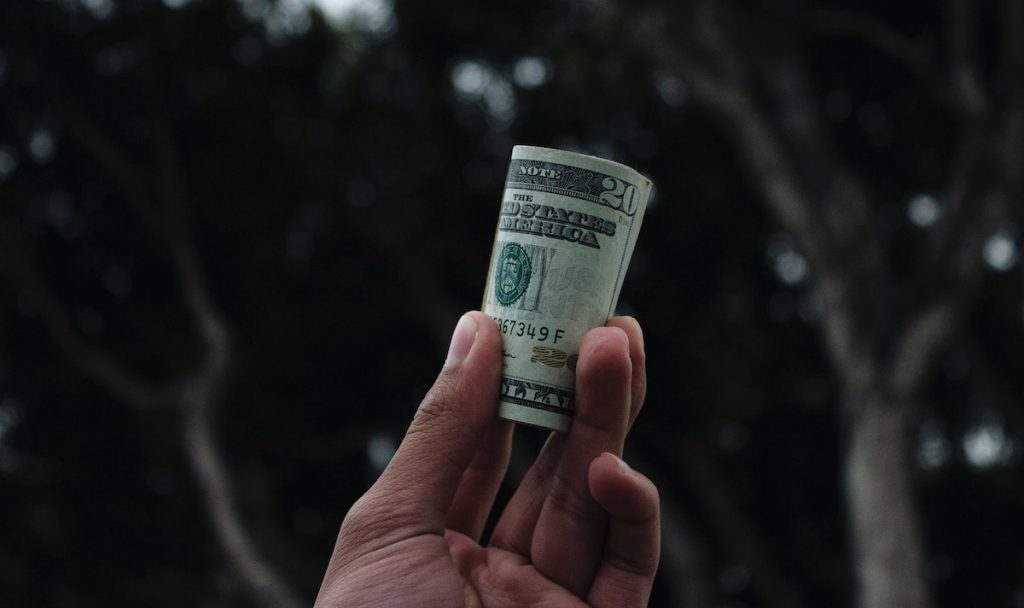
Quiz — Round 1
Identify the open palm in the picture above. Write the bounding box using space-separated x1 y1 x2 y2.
316 312 659 607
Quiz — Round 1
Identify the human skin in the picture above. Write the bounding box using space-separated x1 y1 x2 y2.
315 311 659 608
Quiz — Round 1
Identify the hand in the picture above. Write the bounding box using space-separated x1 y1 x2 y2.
315 311 659 608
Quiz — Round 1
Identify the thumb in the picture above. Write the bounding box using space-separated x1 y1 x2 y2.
364 311 502 534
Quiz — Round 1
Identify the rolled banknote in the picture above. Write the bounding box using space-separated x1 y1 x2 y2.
482 146 652 431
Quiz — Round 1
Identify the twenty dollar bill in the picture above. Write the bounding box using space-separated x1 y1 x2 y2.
483 146 652 432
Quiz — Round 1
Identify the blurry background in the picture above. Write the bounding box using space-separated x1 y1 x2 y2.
1 0 1023 606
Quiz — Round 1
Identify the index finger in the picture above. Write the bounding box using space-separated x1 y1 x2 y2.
489 317 646 558
529 326 633 596
606 316 646 426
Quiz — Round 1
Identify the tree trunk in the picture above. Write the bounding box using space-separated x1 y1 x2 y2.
844 390 933 608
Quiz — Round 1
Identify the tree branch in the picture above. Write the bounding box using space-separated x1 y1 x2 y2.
809 8 932 81
754 46 890 312
18 57 166 237
666 9 878 391
920 0 1022 320
805 7 981 116
11 53 306 608
946 0 988 118
670 48 827 268
923 141 1016 309
886 172 1009 399
887 300 957 398
918 1 991 267
182 386 304 608
137 66 303 608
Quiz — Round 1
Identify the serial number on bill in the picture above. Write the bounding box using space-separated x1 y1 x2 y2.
492 317 565 344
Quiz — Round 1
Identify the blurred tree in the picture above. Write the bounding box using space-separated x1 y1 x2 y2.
634 1 1023 606
0 1 1022 607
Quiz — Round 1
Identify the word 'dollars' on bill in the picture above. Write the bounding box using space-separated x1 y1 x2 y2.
482 146 652 432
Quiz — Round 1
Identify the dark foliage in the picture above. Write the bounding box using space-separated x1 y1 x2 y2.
1 0 1022 606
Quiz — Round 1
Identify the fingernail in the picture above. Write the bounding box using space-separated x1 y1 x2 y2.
606 452 632 474
445 314 478 367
